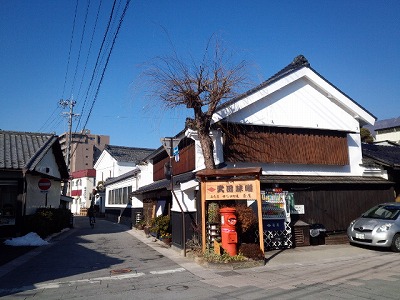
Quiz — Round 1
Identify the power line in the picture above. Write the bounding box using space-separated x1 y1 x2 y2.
75 0 103 102
74 0 118 132
61 0 79 99
38 104 63 132
82 0 131 131
69 0 92 97
69 0 131 161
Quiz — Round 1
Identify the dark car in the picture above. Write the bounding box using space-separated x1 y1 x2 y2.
347 202 400 252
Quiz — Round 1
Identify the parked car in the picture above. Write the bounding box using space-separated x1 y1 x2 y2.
347 202 400 252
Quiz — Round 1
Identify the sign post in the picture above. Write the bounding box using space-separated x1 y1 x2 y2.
38 178 51 191
196 167 264 253
38 178 51 206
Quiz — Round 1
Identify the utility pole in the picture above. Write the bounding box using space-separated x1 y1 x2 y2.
161 137 186 256
59 99 79 195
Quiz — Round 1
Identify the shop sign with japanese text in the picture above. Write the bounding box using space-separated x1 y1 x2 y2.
205 180 257 200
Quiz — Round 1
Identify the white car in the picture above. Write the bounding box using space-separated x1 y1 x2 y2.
347 202 400 252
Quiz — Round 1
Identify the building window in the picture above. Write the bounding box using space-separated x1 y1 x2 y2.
108 186 132 206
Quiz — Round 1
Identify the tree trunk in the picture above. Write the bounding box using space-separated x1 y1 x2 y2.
193 106 216 169
198 129 216 169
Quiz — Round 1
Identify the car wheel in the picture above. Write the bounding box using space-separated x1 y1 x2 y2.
390 233 400 252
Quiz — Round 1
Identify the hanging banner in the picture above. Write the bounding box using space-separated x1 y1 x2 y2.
204 180 257 200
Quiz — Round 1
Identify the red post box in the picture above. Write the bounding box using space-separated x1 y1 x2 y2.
220 207 238 256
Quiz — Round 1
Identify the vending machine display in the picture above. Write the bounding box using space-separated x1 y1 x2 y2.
261 189 294 249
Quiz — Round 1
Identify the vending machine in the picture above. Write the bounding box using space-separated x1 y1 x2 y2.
261 188 294 250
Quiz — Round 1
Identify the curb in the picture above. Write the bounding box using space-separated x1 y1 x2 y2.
0 227 75 279
128 228 266 271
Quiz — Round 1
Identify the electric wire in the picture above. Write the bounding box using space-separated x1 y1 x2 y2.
38 104 63 132
74 0 118 132
97 0 122 75
39 0 78 133
75 0 103 102
34 0 127 172
80 0 121 124
61 0 79 99
82 0 131 131
69 0 131 161
69 0 91 97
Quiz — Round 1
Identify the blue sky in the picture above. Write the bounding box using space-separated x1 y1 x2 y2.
1 1 399 149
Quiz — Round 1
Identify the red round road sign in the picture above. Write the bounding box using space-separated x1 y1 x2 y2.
38 178 51 191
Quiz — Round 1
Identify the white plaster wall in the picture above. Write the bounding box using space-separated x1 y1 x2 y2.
213 68 375 127
115 162 136 177
94 152 116 183
25 174 61 215
137 162 153 186
130 195 143 208
171 189 196 213
223 79 359 132
208 69 370 178
165 66 379 215
375 131 400 143
82 177 95 208
187 129 224 171
34 149 61 178
94 152 136 183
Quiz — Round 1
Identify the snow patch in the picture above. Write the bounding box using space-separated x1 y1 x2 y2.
4 232 49 246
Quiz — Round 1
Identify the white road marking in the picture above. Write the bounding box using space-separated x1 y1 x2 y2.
0 268 187 294
149 267 186 275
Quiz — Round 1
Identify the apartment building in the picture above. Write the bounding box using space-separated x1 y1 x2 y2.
59 130 109 173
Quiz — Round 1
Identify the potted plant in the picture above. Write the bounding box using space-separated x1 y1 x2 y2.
135 219 146 230
207 202 220 246
150 215 171 239
160 232 172 246
207 202 220 224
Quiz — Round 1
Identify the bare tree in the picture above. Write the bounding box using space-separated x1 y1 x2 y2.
145 40 248 169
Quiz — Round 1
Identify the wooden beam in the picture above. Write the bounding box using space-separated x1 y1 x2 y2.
255 175 264 252
201 177 207 253
196 167 262 178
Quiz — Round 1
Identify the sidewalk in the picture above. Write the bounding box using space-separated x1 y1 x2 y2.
1 220 395 300
1 219 373 278
126 226 375 273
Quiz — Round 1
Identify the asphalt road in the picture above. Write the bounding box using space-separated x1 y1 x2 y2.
0 216 399 299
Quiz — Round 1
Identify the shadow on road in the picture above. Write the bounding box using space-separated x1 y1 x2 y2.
264 248 288 264
0 216 132 297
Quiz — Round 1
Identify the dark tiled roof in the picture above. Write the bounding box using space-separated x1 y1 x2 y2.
105 145 155 164
105 168 140 186
0 131 54 170
131 172 196 195
362 143 400 168
132 173 391 195
261 175 392 185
